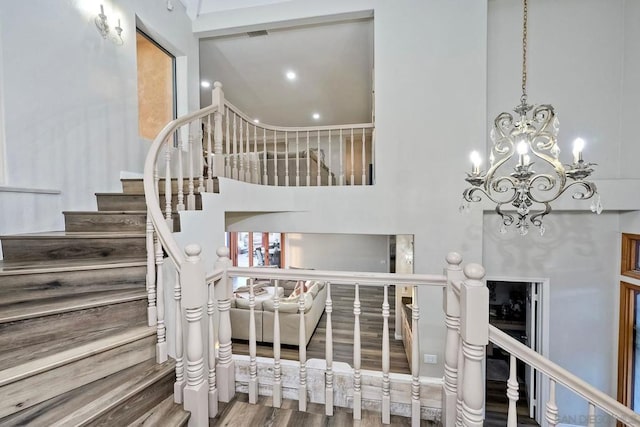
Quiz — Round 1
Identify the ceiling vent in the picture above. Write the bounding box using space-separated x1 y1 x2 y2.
247 30 269 37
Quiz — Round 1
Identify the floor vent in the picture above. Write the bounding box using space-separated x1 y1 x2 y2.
247 30 268 37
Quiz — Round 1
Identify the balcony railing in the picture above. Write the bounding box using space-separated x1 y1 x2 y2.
143 83 640 426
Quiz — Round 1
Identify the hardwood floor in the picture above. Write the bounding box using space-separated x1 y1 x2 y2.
210 393 438 427
231 283 410 374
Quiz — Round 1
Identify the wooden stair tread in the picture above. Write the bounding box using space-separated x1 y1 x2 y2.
62 210 148 215
0 325 154 387
0 359 174 427
128 394 189 427
0 231 145 239
0 258 146 275
0 297 147 371
0 288 147 323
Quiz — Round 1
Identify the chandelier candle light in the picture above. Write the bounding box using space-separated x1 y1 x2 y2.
461 0 601 236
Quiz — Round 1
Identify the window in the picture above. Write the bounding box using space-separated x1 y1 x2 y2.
622 234 640 280
228 232 284 268
136 30 176 141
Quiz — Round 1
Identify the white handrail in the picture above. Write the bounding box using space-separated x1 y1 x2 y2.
226 266 446 287
488 325 640 425
143 103 221 269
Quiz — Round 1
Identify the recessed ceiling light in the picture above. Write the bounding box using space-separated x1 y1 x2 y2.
201 81 211 88
286 71 296 80
253 119 260 123
312 113 320 120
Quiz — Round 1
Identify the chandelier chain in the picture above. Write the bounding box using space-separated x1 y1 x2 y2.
521 0 528 105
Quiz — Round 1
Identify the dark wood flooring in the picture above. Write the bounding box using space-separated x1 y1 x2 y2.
210 393 438 427
232 284 410 374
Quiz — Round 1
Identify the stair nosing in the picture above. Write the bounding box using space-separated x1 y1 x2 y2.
51 360 175 427
0 326 155 387
0 290 148 323
0 260 146 276
128 394 189 427
63 210 148 215
0 232 146 239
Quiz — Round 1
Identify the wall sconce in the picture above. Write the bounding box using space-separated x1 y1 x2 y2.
95 4 123 45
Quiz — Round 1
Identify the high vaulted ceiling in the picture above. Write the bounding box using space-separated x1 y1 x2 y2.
198 18 374 127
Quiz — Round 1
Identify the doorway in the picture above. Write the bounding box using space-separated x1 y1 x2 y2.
486 280 544 424
136 29 176 141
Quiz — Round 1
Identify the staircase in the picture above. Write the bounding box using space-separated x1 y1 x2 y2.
0 178 199 426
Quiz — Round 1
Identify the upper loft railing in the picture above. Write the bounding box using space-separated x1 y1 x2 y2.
142 83 640 427
200 82 375 187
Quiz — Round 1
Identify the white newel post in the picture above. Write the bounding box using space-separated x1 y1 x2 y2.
215 247 235 402
459 264 488 427
325 281 334 416
182 244 208 427
211 82 225 186
174 271 185 404
410 285 420 427
443 252 463 426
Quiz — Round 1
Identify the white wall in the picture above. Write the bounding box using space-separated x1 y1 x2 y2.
285 233 389 272
0 0 199 236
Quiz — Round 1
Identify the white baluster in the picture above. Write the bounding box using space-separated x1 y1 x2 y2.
238 117 245 181
306 130 311 186
212 81 225 181
245 120 251 182
546 379 559 427
215 247 235 402
273 279 282 408
285 132 289 187
206 114 213 192
232 114 238 180
187 129 196 211
197 121 205 194
145 214 157 326
174 270 185 403
295 131 300 186
325 282 333 416
253 124 259 184
225 107 231 178
248 279 258 403
164 139 173 230
381 284 390 425
262 128 268 185
317 130 321 186
460 264 488 427
507 354 519 427
182 244 208 427
155 234 167 363
298 281 307 411
587 403 596 427
411 285 420 427
361 128 366 185
339 129 345 185
273 130 278 186
443 252 463 426
208 278 218 416
177 132 185 211
353 282 362 420
328 130 333 186
350 128 355 186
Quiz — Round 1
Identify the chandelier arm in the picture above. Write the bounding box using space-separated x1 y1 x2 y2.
496 203 515 227
529 202 551 228
560 180 598 200
463 186 508 205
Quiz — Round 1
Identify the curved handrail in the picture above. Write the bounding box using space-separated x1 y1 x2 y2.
143 102 222 270
225 100 374 133
489 325 640 424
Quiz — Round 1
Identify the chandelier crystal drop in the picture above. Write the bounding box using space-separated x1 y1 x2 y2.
461 0 600 236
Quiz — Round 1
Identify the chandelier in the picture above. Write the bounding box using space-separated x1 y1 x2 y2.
460 0 601 236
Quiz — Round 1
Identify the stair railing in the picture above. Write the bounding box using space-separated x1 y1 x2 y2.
217 100 375 186
441 256 640 427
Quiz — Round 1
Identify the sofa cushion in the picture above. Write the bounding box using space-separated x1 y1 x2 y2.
234 297 263 310
263 292 312 313
308 282 320 298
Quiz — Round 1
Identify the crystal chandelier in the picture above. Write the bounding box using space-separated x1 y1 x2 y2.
461 0 601 236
